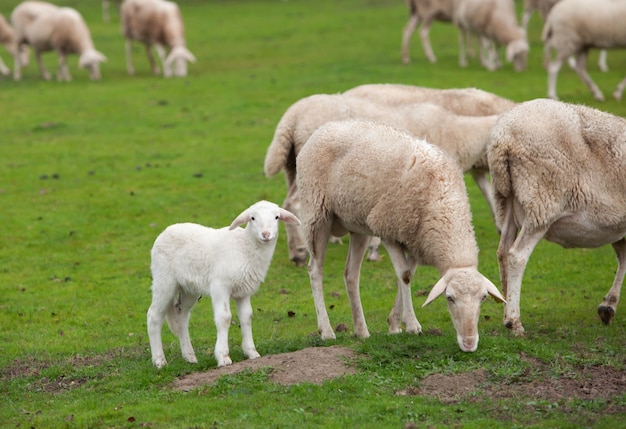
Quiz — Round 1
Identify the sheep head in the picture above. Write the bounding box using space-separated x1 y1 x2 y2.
164 46 196 77
506 39 529 72
229 200 301 245
79 49 107 80
422 267 505 352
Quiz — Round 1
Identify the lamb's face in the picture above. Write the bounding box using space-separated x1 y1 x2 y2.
229 201 301 245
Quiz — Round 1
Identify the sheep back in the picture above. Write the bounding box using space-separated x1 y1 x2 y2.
297 119 479 271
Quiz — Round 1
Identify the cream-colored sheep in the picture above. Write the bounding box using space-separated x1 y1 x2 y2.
453 0 529 71
297 119 505 352
121 0 196 78
264 92 504 266
401 0 455 64
11 1 106 81
487 98 626 337
543 0 626 101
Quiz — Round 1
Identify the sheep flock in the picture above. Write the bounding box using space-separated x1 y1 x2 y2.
4 0 625 367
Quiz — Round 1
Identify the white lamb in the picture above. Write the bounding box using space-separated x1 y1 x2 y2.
487 98 626 337
11 1 107 81
121 0 196 78
0 13 16 76
543 0 626 101
147 200 300 368
453 0 529 71
297 119 505 352
264 92 506 266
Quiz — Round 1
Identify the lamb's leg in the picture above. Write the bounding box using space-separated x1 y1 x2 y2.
574 52 605 101
147 280 178 369
366 236 382 262
283 175 307 266
125 39 135 75
35 51 51 81
383 242 420 335
344 232 371 338
401 11 419 64
419 19 438 63
306 218 335 340
235 295 261 360
212 290 233 367
598 238 626 325
613 76 626 101
167 290 199 364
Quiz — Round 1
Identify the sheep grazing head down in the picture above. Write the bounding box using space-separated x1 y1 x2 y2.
229 200 301 244
79 49 107 80
506 39 529 72
423 268 506 352
164 46 196 77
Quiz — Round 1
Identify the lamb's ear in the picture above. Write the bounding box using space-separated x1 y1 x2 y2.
279 208 301 225
485 276 506 304
229 208 251 230
422 276 448 307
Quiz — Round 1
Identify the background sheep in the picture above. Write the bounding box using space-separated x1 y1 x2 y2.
297 119 505 352
487 98 626 337
0 13 16 76
11 1 106 81
121 0 196 78
147 200 300 368
264 91 505 266
543 0 626 101
453 0 529 71
401 0 455 64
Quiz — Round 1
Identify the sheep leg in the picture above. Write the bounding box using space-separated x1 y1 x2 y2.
598 238 626 325
496 197 517 299
283 176 307 266
401 12 419 64
366 236 382 262
155 44 168 76
125 39 135 75
613 76 626 101
235 295 261 360
35 51 51 81
0 56 9 76
418 19 438 63
457 29 468 67
574 52 605 101
167 290 199 364
598 50 608 72
12 46 22 80
546 58 563 100
344 232 371 338
306 219 335 340
147 280 179 368
383 241 421 335
212 291 233 366
144 43 161 75
56 52 70 82
469 169 497 226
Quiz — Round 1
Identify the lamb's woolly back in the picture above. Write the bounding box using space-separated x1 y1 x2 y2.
298 120 478 271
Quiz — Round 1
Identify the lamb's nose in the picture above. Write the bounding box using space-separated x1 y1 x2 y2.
262 231 270 240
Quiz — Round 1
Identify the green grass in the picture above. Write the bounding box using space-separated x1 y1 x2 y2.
1 0 626 427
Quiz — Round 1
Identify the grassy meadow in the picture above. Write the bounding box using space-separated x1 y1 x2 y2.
1 0 626 427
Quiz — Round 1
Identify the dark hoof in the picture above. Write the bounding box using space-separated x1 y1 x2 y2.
505 320 513 329
598 305 615 325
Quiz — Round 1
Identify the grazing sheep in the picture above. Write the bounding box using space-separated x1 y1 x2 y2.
487 98 626 337
297 119 505 352
147 200 301 368
543 0 626 101
521 0 608 72
264 92 506 266
11 1 106 81
453 0 529 71
121 0 196 78
401 0 455 64
0 13 16 76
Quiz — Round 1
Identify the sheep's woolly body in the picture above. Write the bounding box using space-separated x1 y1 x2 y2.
487 98 626 336
542 0 626 100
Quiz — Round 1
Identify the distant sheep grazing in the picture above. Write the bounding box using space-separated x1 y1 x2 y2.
487 98 626 337
453 0 529 71
11 1 106 81
297 119 505 352
121 0 196 78
543 0 626 101
0 13 16 76
147 200 300 368
401 0 455 64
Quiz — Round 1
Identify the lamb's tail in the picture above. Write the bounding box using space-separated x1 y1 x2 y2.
264 110 296 177
486 129 513 200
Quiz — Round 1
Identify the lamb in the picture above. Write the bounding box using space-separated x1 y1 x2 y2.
487 98 626 337
147 200 300 368
264 92 506 266
11 1 107 81
296 119 505 352
120 0 196 78
453 0 529 71
521 0 608 72
0 13 16 76
543 0 626 101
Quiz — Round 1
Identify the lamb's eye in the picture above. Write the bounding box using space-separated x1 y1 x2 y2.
275 215 279 220
250 216 255 221
446 296 455 304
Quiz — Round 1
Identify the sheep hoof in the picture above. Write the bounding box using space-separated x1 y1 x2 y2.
504 319 525 337
217 356 233 367
598 305 615 325
153 357 167 369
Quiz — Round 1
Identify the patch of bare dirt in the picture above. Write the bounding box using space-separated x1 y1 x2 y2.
172 345 357 391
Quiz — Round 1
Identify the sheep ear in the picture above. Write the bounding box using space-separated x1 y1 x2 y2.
485 277 506 304
279 208 301 225
182 48 196 63
229 209 251 230
422 276 448 307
